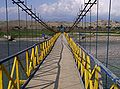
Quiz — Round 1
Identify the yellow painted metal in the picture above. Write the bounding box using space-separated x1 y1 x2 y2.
0 65 3 89
26 51 29 76
0 33 61 89
64 32 119 89
31 48 36 68
20 80 26 85
84 55 91 89
94 66 101 89
29 61 33 75
8 57 17 89
110 84 119 89
16 58 20 89
2 65 17 89
35 46 39 64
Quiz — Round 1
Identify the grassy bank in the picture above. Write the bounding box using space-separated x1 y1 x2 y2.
0 29 55 38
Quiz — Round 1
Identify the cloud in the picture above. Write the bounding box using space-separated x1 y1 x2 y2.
38 0 84 21
0 0 120 21
37 0 120 21
0 6 17 14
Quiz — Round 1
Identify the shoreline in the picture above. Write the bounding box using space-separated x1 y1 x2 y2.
0 37 51 41
74 35 120 42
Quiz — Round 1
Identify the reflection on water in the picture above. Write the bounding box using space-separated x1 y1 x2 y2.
78 40 120 88
0 39 119 88
79 40 120 78
0 40 37 59
0 40 38 89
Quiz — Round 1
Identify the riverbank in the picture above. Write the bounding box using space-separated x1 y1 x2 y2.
0 36 51 41
75 35 120 42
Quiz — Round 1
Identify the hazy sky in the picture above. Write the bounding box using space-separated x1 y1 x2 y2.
0 0 120 21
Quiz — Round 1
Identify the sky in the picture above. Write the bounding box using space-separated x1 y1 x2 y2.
0 0 120 22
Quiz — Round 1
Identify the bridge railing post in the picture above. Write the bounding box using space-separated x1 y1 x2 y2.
26 51 29 76
0 65 3 89
35 46 39 64
15 57 20 89
64 32 120 89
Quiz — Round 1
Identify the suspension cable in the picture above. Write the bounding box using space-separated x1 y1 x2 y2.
12 0 56 33
25 0 28 47
89 4 92 54
69 0 97 32
30 5 33 45
38 13 40 43
18 6 21 51
82 19 84 46
95 0 99 59
78 8 80 44
84 15 87 49
34 8 37 43
5 0 10 72
71 0 91 29
105 0 112 88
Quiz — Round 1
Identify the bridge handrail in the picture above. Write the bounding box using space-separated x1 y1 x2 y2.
78 43 120 87
64 32 120 89
0 33 61 89
0 39 50 65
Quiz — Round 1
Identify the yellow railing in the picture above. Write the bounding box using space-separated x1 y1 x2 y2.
64 33 120 89
0 33 61 89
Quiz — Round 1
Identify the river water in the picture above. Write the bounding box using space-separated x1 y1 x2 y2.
0 40 37 59
0 37 119 88
0 40 40 89
79 40 120 76
76 37 120 88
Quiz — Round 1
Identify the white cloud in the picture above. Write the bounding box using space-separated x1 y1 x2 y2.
0 0 120 21
37 0 120 21
38 0 84 21
0 6 17 14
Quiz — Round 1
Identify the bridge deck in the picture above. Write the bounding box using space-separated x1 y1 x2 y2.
26 34 84 89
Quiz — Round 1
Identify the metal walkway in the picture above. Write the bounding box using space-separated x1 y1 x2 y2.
26 34 84 89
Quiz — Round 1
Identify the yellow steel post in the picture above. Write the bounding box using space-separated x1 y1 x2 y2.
26 51 29 76
85 55 91 89
79 48 82 57
110 84 119 89
28 62 33 75
45 41 48 54
31 48 36 68
81 51 85 78
2 65 17 89
94 66 101 89
16 57 20 89
0 65 3 89
78 59 81 71
35 46 39 64
47 41 49 53
8 57 17 89
42 43 45 58
47 41 50 52
81 59 84 78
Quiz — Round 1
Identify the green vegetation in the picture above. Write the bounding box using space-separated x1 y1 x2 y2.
70 30 120 36
0 32 5 37
0 29 55 38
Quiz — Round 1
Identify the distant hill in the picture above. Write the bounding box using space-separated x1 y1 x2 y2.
0 20 120 32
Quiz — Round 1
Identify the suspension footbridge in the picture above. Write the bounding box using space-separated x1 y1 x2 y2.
0 0 120 89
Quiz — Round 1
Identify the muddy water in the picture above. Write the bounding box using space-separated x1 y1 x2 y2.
79 40 120 77
0 40 37 59
75 36 120 88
